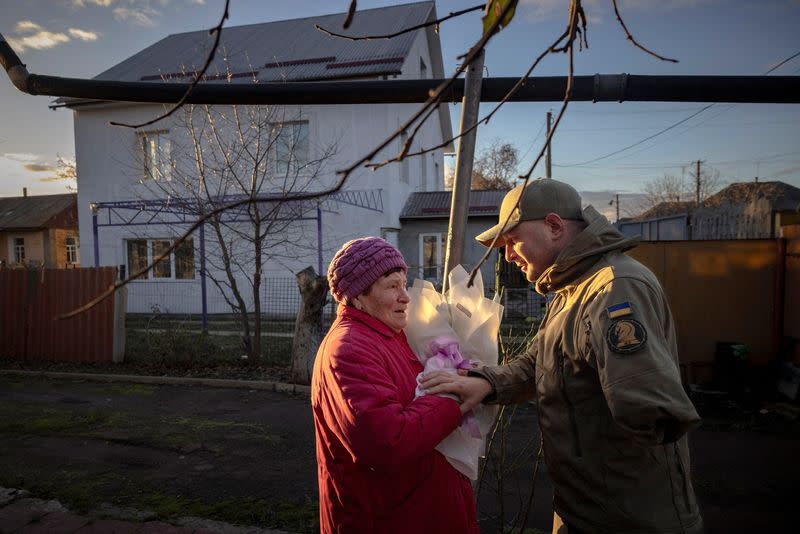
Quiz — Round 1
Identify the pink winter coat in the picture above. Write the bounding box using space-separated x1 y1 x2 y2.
311 305 479 534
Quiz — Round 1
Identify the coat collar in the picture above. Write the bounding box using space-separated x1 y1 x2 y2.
535 205 640 294
338 304 401 339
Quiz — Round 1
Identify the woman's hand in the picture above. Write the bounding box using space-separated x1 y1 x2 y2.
421 370 493 415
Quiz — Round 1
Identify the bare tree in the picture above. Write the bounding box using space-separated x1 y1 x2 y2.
689 163 724 204
642 173 688 211
136 100 335 363
642 166 724 213
471 140 519 190
37 155 77 192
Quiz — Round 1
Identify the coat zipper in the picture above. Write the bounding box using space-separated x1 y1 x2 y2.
558 348 582 458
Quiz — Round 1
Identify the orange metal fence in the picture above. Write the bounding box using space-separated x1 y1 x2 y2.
0 267 123 363
627 239 790 383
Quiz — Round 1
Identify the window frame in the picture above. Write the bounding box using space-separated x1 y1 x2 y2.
138 129 172 182
125 237 195 281
270 120 310 176
13 237 25 264
65 236 78 265
418 232 447 282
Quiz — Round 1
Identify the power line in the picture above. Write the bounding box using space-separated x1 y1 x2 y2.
557 118 798 132
555 150 800 170
563 105 715 166
518 117 547 165
559 49 800 167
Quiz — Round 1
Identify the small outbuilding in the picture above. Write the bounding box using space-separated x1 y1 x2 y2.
0 192 79 268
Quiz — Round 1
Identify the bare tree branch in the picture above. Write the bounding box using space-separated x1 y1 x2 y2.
109 0 231 129
468 0 581 286
366 28 569 171
336 0 519 185
611 0 678 63
60 165 347 320
343 0 357 29
316 4 484 41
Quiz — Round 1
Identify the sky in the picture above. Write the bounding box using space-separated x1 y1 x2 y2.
0 0 798 218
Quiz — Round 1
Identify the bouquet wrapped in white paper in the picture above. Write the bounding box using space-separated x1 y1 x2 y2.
406 265 503 480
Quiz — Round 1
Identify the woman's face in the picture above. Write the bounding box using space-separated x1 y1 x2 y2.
353 270 410 332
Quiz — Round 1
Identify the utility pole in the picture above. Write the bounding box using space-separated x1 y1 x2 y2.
616 193 620 222
545 111 552 179
442 49 484 294
694 159 704 205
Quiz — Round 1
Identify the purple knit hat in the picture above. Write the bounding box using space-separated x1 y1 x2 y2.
327 237 408 304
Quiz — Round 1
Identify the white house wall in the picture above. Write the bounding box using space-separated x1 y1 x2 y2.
74 30 448 314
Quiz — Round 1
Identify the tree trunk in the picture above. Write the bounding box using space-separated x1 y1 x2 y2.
291 266 328 385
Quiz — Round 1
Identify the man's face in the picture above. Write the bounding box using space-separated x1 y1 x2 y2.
353 271 410 332
501 219 561 282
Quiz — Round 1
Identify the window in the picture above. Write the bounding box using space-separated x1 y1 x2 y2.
140 130 171 181
66 236 78 264
419 233 447 281
272 121 309 175
151 240 172 278
126 238 194 280
13 237 24 264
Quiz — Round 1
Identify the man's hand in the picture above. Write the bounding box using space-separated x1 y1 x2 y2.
421 371 493 415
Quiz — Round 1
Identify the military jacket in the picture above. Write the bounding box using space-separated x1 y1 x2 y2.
476 206 703 534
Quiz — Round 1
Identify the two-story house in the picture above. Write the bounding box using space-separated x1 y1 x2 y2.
58 1 452 314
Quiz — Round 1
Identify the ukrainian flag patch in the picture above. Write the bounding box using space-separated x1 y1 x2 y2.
606 302 632 319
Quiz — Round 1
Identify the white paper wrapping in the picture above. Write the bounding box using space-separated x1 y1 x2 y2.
406 265 503 479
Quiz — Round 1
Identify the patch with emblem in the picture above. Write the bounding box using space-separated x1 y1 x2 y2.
605 318 647 354
606 301 633 319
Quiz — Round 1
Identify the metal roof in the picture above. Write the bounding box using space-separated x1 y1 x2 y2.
0 193 77 230
94 1 435 84
400 189 510 219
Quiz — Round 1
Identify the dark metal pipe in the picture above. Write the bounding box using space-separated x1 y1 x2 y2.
2 33 800 105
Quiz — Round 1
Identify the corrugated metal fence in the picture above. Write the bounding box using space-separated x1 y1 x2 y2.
0 267 125 363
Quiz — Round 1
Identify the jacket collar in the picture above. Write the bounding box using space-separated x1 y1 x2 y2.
338 304 400 339
535 205 640 294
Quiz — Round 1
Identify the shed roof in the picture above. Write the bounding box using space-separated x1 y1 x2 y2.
93 1 435 84
0 193 77 230
400 189 509 219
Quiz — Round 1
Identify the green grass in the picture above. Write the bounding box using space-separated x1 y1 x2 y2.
124 324 294 368
135 493 319 533
162 416 277 442
0 405 111 435
0 466 318 533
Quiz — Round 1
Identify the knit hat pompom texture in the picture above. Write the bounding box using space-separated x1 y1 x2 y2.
328 237 408 304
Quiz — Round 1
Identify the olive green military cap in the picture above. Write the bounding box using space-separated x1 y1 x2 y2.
475 178 584 247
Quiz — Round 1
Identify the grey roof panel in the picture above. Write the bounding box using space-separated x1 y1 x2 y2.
94 2 433 84
400 190 510 219
0 193 77 229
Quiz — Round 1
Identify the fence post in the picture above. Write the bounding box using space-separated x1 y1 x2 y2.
91 207 99 267
200 222 208 333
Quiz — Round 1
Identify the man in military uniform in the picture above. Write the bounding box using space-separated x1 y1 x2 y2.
423 179 703 534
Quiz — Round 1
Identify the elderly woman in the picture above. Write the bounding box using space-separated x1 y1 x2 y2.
311 237 480 534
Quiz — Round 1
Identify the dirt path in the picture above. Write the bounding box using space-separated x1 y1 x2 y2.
0 375 796 533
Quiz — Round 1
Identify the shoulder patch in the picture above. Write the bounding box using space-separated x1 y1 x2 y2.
606 301 632 319
605 318 647 354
